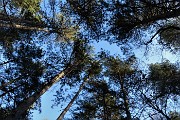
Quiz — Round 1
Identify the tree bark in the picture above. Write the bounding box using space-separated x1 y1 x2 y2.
57 78 88 120
5 63 78 120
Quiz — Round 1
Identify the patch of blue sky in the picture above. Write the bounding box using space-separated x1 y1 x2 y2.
31 84 61 120
31 80 84 120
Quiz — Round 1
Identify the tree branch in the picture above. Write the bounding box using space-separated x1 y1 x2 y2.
145 26 180 45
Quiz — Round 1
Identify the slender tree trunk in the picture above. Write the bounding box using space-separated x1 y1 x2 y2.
5 63 78 120
119 74 131 120
57 78 88 120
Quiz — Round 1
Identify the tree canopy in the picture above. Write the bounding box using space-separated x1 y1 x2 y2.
0 0 180 120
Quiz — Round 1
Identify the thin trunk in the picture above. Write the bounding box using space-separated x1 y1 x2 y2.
119 74 131 120
57 78 88 120
5 63 77 120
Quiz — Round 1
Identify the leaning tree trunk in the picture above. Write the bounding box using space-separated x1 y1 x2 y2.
5 63 78 120
57 78 88 120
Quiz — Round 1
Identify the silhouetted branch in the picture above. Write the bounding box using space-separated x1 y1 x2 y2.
145 26 180 45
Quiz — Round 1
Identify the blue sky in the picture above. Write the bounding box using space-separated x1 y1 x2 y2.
31 40 179 120
31 1 179 119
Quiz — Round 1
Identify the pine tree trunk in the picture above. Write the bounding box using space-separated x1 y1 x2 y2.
57 78 88 120
5 64 76 120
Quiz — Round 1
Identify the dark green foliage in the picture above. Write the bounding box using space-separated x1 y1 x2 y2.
71 55 143 120
148 61 180 96
72 80 123 120
0 29 19 47
11 0 41 16
68 0 104 35
169 111 180 120
0 108 11 120
73 101 97 120
159 24 180 49
62 38 93 85
109 0 180 41
0 40 44 119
